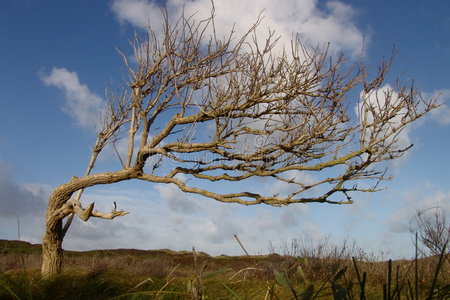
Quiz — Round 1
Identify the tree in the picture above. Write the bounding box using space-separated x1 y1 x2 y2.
411 206 450 256
41 10 436 277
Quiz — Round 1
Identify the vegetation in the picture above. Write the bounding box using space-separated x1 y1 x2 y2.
1 236 448 299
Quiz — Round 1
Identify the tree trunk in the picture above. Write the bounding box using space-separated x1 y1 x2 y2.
41 189 68 278
40 170 135 277
41 217 64 278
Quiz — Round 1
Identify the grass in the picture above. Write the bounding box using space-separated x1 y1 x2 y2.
0 238 449 299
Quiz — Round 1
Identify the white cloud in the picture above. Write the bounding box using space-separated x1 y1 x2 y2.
271 170 317 198
379 188 450 257
5 177 427 259
280 204 309 227
354 86 450 170
15 182 313 255
427 89 450 125
356 85 413 169
111 0 165 31
387 189 450 236
110 0 364 57
358 85 411 149
155 182 200 214
197 214 242 244
39 67 106 129
301 221 324 241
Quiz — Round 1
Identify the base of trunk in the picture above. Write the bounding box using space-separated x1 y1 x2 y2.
41 219 63 278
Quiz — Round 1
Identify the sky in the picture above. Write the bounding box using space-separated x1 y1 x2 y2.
0 0 449 259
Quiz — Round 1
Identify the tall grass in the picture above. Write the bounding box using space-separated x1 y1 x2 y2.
1 236 448 299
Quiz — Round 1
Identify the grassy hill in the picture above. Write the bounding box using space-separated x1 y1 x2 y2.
0 239 449 299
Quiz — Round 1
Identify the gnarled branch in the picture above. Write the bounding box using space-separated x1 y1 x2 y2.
64 198 128 222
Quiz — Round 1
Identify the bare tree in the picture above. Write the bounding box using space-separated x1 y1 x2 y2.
41 10 437 277
411 206 450 257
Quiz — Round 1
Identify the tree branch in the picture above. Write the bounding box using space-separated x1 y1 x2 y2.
65 198 128 222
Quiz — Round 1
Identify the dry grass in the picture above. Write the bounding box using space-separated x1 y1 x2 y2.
1 238 449 299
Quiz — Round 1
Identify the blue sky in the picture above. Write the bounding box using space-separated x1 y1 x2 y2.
0 0 449 258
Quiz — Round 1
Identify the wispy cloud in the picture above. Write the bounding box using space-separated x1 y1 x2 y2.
110 0 365 57
38 67 106 130
387 189 450 235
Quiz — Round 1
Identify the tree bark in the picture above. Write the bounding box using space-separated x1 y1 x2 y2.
41 217 64 277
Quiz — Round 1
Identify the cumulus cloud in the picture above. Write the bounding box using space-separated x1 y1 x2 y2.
111 0 164 30
39 67 106 129
358 85 411 149
110 0 364 57
356 84 415 169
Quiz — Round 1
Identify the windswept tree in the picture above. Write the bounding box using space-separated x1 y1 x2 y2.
41 10 436 277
